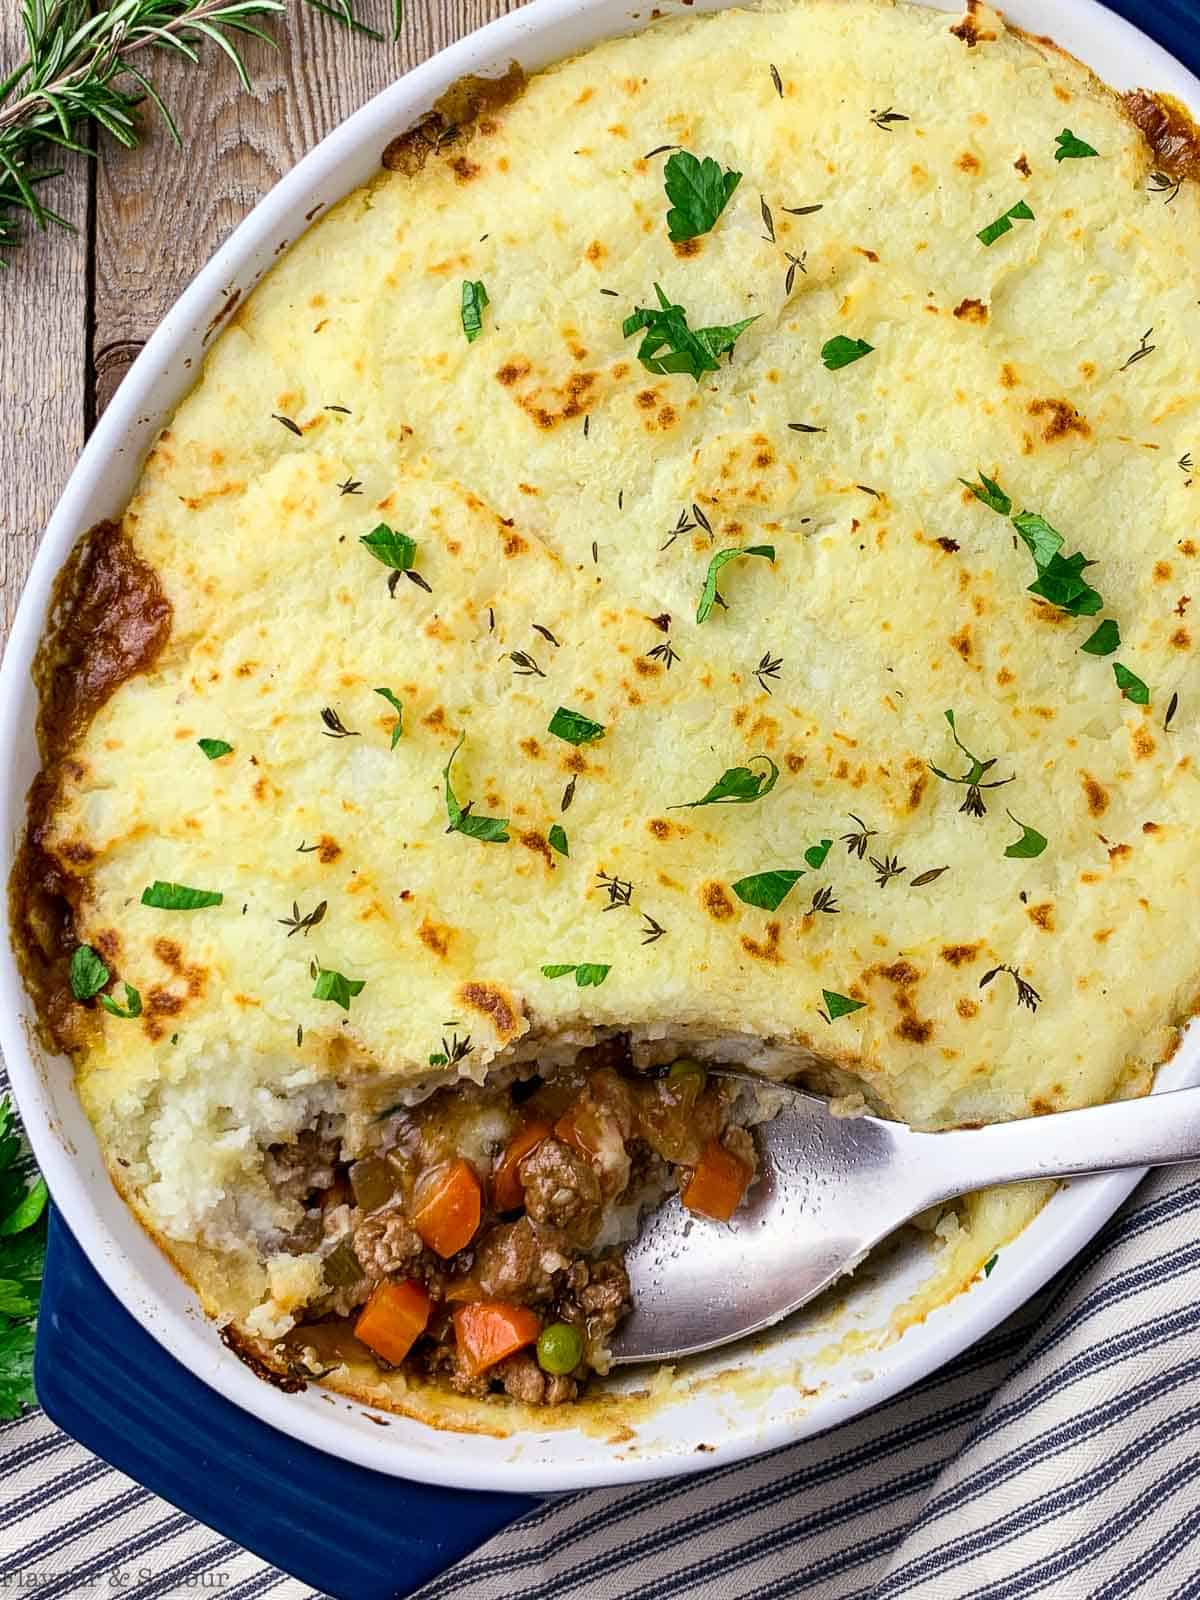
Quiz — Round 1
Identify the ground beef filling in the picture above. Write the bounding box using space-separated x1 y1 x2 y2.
274 1042 759 1405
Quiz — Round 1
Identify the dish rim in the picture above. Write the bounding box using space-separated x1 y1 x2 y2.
0 0 1197 1494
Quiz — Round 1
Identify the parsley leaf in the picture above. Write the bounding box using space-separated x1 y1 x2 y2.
1011 510 1064 569
443 734 510 843
197 738 233 760
978 198 1035 246
623 284 759 382
141 882 223 911
99 983 141 1020
374 687 403 747
0 1098 47 1420
820 989 865 1022
540 962 611 987
983 1252 998 1277
0 1320 36 1420
461 279 489 343
1004 812 1048 859
1055 129 1098 161
821 336 873 371
548 824 569 857
804 838 833 870
69 944 108 1000
696 545 775 623
312 967 365 1010
731 869 805 911
1081 618 1120 656
671 754 779 809
960 470 1011 517
1008 509 1103 617
548 707 606 746
1114 663 1150 705
360 524 417 571
663 150 742 241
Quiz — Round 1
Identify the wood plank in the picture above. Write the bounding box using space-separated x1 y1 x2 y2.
0 8 91 640
91 0 524 417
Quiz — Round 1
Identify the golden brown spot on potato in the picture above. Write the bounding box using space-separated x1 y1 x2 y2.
496 360 531 388
1015 153 1031 176
1000 363 1019 389
854 246 880 261
585 240 605 263
701 882 735 921
957 998 980 1019
1132 726 1157 760
634 657 660 677
659 405 677 429
235 661 257 678
58 838 96 865
1028 398 1090 443
146 987 185 1018
952 298 988 324
937 537 961 554
1154 561 1173 583
1121 90 1200 180
896 1015 934 1044
458 981 521 1041
1020 903 1054 937
422 707 447 729
868 959 921 988
908 771 929 811
950 4 997 46
519 830 554 869
740 922 783 963
1142 820 1161 835
517 483 539 497
1181 540 1198 558
450 156 481 183
949 625 973 660
941 943 981 967
1094 928 1114 944
94 928 121 963
318 835 342 864
503 531 528 556
785 753 805 774
955 151 981 173
672 237 702 258
252 777 269 803
635 390 657 410
519 737 541 759
1108 843 1132 865
1081 774 1109 817
417 919 454 958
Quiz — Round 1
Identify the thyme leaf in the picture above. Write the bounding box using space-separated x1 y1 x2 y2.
278 900 328 937
929 709 1014 818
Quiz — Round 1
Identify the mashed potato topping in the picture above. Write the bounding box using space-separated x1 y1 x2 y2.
15 0 1200 1368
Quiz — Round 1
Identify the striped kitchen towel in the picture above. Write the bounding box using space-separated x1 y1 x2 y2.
3 1145 1198 1597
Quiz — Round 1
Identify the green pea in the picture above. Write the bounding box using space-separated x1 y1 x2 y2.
667 1057 706 1084
536 1321 583 1376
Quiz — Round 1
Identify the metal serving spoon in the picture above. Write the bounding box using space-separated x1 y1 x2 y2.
608 1070 1200 1364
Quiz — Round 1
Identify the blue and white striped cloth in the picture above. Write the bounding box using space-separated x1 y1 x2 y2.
3 1139 1199 1597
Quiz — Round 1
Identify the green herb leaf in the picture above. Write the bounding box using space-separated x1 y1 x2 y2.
804 838 833 870
69 944 109 1001
821 989 865 1021
731 869 804 911
443 734 510 843
0 1320 36 1421
548 824 569 857
312 967 365 1010
141 881 223 911
672 754 780 809
960 471 1011 517
983 1252 998 1277
1055 129 1098 161
548 707 606 746
98 983 141 1020
461 279 489 342
1004 811 1048 859
374 687 403 747
0 1179 46 1238
623 284 759 382
1011 510 1064 569
663 150 742 241
540 962 611 987
821 336 874 371
1114 662 1150 705
978 198 1035 246
197 738 233 760
1028 550 1103 616
360 523 417 571
1081 618 1120 656
696 544 775 624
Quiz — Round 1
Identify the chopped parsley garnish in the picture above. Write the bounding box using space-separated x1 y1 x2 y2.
663 150 741 242
548 706 606 746
696 545 775 623
312 966 365 1010
961 477 1103 618
672 754 779 809
804 838 833 870
960 470 1011 516
821 336 873 371
929 710 1014 818
0 1096 48 1418
461 279 489 343
69 944 109 1001
1055 129 1098 161
1113 663 1150 705
983 1253 998 1277
374 687 403 747
141 881 223 911
443 734 510 843
548 824 569 857
731 869 804 911
541 963 611 987
360 523 416 571
101 983 142 1020
1081 619 1120 656
1004 812 1048 860
623 284 759 382
977 199 1034 247
820 989 865 1022
197 738 233 760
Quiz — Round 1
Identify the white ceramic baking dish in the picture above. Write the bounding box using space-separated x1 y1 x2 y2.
1 0 1197 1496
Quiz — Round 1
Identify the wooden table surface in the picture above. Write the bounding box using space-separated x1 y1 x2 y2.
0 0 518 644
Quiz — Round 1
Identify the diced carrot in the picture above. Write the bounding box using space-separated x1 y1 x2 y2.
411 1158 483 1258
355 1279 431 1366
492 1118 554 1211
681 1139 751 1223
453 1300 542 1376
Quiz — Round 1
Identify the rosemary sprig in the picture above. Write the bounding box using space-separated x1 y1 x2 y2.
0 0 398 261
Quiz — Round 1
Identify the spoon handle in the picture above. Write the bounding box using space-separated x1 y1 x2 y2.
912 1085 1200 1206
